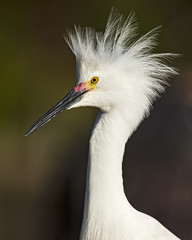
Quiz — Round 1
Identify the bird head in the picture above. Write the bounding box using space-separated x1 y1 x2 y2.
25 9 177 136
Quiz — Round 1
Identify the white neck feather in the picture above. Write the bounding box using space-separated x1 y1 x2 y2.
80 110 180 240
80 109 136 239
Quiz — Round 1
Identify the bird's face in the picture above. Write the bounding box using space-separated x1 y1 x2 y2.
72 59 129 112
25 60 128 136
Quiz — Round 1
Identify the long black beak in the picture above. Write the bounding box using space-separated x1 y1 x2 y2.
25 88 88 136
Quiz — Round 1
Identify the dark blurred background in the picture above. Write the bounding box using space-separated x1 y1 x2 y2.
0 0 192 239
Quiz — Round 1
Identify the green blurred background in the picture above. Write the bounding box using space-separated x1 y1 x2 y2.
0 0 192 239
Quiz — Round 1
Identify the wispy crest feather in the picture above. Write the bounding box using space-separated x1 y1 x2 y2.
65 8 138 59
65 8 175 58
64 8 177 100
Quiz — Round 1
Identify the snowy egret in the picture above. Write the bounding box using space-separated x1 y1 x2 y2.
26 9 180 240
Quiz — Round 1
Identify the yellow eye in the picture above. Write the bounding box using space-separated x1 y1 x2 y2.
90 76 99 85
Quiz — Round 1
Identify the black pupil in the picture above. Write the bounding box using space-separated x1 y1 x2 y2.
92 78 96 83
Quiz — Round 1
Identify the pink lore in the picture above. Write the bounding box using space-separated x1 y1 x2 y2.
74 82 87 92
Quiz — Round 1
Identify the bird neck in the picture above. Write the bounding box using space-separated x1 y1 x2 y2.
81 109 137 238
88 110 129 200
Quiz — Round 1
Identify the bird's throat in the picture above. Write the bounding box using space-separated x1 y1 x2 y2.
80 110 134 239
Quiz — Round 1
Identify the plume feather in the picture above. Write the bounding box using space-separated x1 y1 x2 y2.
64 8 178 101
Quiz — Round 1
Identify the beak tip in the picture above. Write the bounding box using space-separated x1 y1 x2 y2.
25 132 30 137
25 129 32 137
25 126 37 136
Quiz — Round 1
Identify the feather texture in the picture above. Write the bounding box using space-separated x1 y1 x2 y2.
65 8 177 108
64 9 180 239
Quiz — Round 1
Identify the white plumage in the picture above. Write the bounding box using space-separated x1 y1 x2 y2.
26 8 180 240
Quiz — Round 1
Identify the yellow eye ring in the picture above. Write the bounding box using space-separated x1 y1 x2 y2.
90 76 99 85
